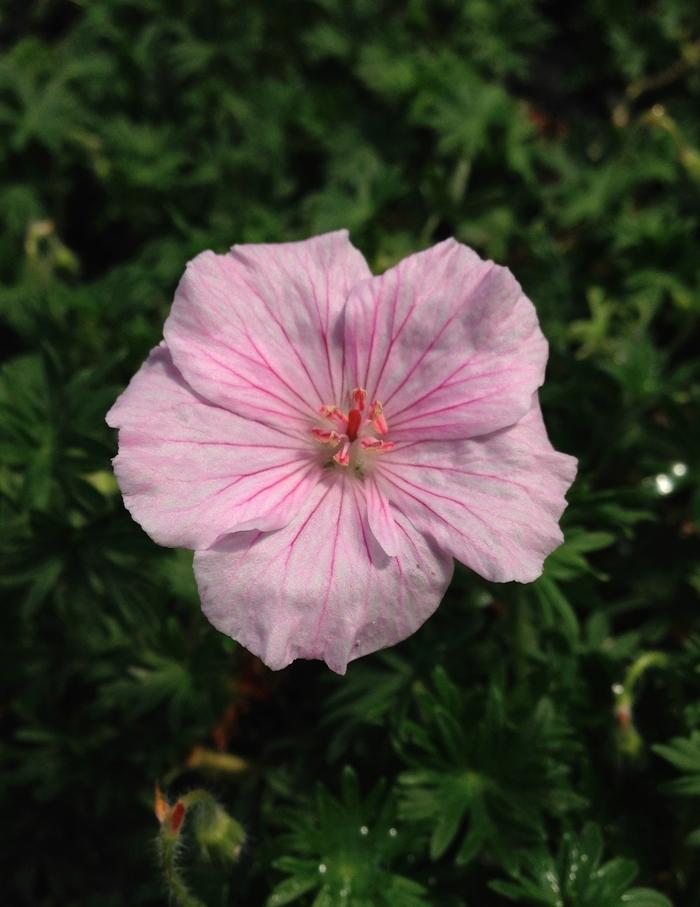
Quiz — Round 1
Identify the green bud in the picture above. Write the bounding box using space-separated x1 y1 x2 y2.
186 793 246 865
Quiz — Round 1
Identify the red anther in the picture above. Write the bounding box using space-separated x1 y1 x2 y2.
369 401 388 435
311 427 341 444
351 387 367 411
346 409 362 442
169 801 186 834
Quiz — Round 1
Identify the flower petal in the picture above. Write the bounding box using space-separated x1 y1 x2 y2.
164 230 371 431
194 475 453 673
344 239 548 441
376 397 577 583
364 475 400 557
106 344 320 549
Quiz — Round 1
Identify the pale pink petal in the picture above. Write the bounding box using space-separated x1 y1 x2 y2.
376 397 577 583
343 239 548 441
194 476 453 673
364 475 400 556
164 230 371 432
106 344 320 549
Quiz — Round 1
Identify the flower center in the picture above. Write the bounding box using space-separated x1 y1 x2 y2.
311 387 394 475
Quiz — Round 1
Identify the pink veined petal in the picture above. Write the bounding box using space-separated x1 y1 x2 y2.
364 475 400 556
106 344 321 550
376 396 577 583
163 230 371 431
194 475 453 674
343 238 548 441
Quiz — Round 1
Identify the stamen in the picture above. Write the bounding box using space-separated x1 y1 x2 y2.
368 400 388 435
333 441 351 466
320 404 348 428
311 427 341 445
351 387 367 411
360 438 395 453
313 389 393 473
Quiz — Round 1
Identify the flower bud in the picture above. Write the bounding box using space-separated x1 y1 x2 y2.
192 800 246 865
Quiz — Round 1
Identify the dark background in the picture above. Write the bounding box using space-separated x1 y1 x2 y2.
2 1 700 905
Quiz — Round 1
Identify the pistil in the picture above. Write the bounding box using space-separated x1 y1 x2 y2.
346 408 362 442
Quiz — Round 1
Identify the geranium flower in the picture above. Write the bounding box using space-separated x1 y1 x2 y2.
107 231 576 673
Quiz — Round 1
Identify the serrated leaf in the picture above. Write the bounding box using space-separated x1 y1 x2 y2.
621 889 673 907
266 874 319 906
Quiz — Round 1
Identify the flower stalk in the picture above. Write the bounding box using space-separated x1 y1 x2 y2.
613 651 669 757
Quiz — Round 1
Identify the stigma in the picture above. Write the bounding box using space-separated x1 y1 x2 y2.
312 387 394 474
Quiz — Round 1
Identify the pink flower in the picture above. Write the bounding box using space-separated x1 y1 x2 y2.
107 231 576 674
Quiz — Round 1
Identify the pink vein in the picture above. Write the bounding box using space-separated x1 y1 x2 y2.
381 306 463 409
311 481 345 651
232 265 327 405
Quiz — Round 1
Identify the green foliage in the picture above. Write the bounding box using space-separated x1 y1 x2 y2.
397 668 584 867
655 732 700 798
654 731 700 845
2 0 700 905
490 824 673 907
267 767 426 907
